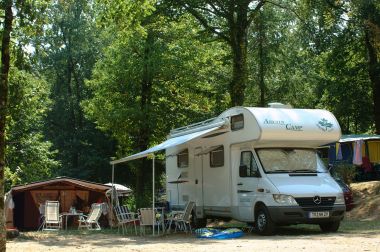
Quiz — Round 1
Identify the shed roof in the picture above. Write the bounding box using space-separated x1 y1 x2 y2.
11 176 111 193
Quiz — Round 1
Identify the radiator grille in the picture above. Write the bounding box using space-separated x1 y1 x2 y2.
295 197 336 210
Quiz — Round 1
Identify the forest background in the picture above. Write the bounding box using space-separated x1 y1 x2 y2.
0 1 379 246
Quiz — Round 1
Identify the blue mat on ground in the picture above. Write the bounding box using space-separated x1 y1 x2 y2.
195 228 244 239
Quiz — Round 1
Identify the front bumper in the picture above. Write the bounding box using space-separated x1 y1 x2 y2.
267 205 346 225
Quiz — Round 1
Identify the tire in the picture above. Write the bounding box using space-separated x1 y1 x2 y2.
319 221 340 232
255 205 276 235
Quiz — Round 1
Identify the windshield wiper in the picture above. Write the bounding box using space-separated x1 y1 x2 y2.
291 169 320 173
267 170 294 173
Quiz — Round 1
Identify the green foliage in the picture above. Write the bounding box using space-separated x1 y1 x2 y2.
94 0 155 34
84 13 229 155
332 163 357 185
5 68 59 190
39 0 116 181
245 1 376 135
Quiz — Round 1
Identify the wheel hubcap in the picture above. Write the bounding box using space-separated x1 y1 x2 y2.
257 212 267 231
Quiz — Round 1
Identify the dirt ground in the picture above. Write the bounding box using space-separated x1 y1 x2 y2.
347 181 380 221
7 181 380 252
7 223 380 252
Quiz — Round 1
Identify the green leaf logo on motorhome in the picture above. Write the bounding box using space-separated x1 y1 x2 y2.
317 118 334 132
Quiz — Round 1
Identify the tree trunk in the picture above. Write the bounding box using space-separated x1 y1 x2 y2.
364 26 380 134
61 24 79 172
135 30 154 208
229 5 249 107
230 42 248 106
257 11 266 107
66 51 79 170
0 0 13 249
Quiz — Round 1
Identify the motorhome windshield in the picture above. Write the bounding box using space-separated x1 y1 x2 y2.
256 148 327 173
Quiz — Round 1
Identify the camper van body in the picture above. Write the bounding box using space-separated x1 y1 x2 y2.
165 106 345 233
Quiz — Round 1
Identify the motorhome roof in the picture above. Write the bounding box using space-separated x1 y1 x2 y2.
111 106 342 165
221 107 341 147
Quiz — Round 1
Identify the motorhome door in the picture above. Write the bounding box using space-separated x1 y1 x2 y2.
237 150 260 221
194 147 204 217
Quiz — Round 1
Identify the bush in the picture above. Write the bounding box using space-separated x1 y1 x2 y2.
332 163 357 184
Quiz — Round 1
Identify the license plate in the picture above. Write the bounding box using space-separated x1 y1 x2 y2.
308 211 329 218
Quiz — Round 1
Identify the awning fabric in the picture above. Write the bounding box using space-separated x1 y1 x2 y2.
339 134 380 143
110 126 221 165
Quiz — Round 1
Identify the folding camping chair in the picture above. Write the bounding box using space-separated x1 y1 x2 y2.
114 205 138 235
138 208 163 235
78 203 102 230
42 201 62 231
166 201 195 233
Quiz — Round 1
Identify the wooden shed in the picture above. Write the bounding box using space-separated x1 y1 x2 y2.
7 177 113 230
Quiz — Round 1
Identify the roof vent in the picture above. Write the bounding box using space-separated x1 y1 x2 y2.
268 102 292 108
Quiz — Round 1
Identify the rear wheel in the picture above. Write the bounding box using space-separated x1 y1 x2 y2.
255 205 276 235
319 221 340 232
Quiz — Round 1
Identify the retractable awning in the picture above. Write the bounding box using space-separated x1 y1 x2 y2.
109 120 226 236
110 125 222 165
195 145 222 156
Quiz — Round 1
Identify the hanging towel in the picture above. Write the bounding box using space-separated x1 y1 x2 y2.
353 140 363 165
336 143 343 160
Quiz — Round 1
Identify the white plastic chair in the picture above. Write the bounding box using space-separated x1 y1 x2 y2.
42 201 62 231
78 203 102 230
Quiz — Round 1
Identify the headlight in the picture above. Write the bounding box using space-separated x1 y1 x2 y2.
273 194 298 205
335 193 345 204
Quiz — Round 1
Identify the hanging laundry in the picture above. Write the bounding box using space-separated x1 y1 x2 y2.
353 140 363 165
336 143 343 160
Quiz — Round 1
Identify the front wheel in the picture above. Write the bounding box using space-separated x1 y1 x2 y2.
255 206 276 235
319 221 340 232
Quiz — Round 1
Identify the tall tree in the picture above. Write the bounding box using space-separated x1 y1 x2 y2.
84 10 229 207
301 0 379 133
6 69 60 189
0 0 13 248
173 0 265 106
354 0 380 134
40 0 115 180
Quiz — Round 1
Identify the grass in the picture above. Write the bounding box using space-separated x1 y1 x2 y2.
337 219 380 233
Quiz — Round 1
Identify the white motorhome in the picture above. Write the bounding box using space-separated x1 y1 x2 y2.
165 105 346 235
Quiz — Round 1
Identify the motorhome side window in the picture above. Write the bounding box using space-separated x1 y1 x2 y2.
240 151 259 177
210 146 224 167
177 149 189 168
231 114 244 131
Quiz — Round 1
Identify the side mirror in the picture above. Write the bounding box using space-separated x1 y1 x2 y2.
239 165 248 177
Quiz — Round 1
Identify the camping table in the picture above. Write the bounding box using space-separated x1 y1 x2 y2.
61 212 84 230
